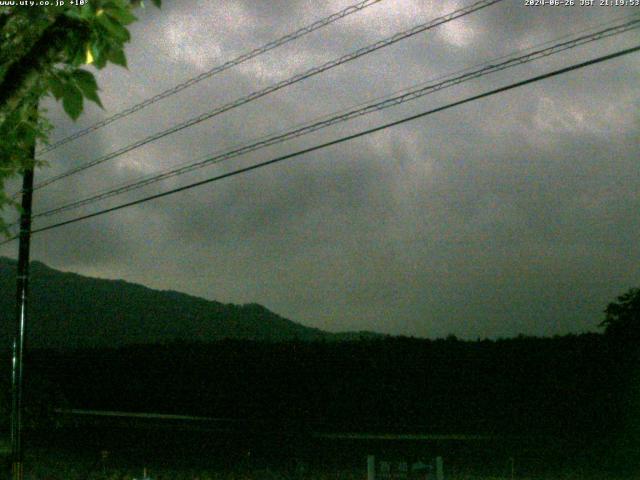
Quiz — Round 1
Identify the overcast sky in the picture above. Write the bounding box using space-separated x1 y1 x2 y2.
2 0 639 339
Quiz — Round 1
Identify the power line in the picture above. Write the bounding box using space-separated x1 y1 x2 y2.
1 44 635 245
41 12 634 210
30 18 640 221
33 0 501 189
37 0 386 155
30 0 503 192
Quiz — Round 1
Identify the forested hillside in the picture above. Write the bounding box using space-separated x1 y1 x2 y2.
0 257 379 347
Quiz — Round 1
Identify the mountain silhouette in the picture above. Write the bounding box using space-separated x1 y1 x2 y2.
0 257 380 348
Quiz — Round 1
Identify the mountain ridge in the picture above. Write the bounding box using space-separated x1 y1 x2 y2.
0 256 384 348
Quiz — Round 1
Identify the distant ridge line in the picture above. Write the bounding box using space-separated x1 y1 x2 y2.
0 256 386 347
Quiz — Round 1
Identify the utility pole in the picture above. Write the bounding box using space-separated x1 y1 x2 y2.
10 144 35 480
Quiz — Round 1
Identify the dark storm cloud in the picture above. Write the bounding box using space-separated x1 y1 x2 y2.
1 0 638 338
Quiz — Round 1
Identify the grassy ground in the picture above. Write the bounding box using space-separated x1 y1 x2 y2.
19 471 640 480
6 441 637 480
16 457 638 480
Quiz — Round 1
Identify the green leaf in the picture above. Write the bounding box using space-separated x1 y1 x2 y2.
79 2 95 20
96 14 131 43
72 69 98 92
63 8 83 21
67 42 87 66
94 56 107 69
91 41 107 68
85 90 104 109
151 0 161 7
107 48 127 68
104 4 137 25
61 85 84 121
71 69 104 109
47 74 66 100
90 41 102 62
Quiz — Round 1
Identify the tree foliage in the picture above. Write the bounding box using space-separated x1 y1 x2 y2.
0 0 161 235
600 287 640 341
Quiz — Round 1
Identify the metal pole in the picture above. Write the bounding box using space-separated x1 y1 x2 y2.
10 153 35 480
435 456 443 480
367 455 375 480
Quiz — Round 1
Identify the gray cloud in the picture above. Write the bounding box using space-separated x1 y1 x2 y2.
1 0 638 339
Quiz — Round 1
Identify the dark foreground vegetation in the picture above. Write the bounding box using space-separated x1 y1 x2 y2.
0 325 638 477
0 258 638 476
7 332 637 437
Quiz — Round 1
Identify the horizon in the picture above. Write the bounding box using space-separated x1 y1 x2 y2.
0 254 616 342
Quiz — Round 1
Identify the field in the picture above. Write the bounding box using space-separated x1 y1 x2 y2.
17 459 639 480
10 444 637 480
2 423 637 480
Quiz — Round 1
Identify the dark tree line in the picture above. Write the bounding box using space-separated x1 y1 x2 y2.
5 329 635 436
0 288 638 471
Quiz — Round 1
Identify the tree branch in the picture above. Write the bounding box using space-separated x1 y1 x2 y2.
0 14 90 120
